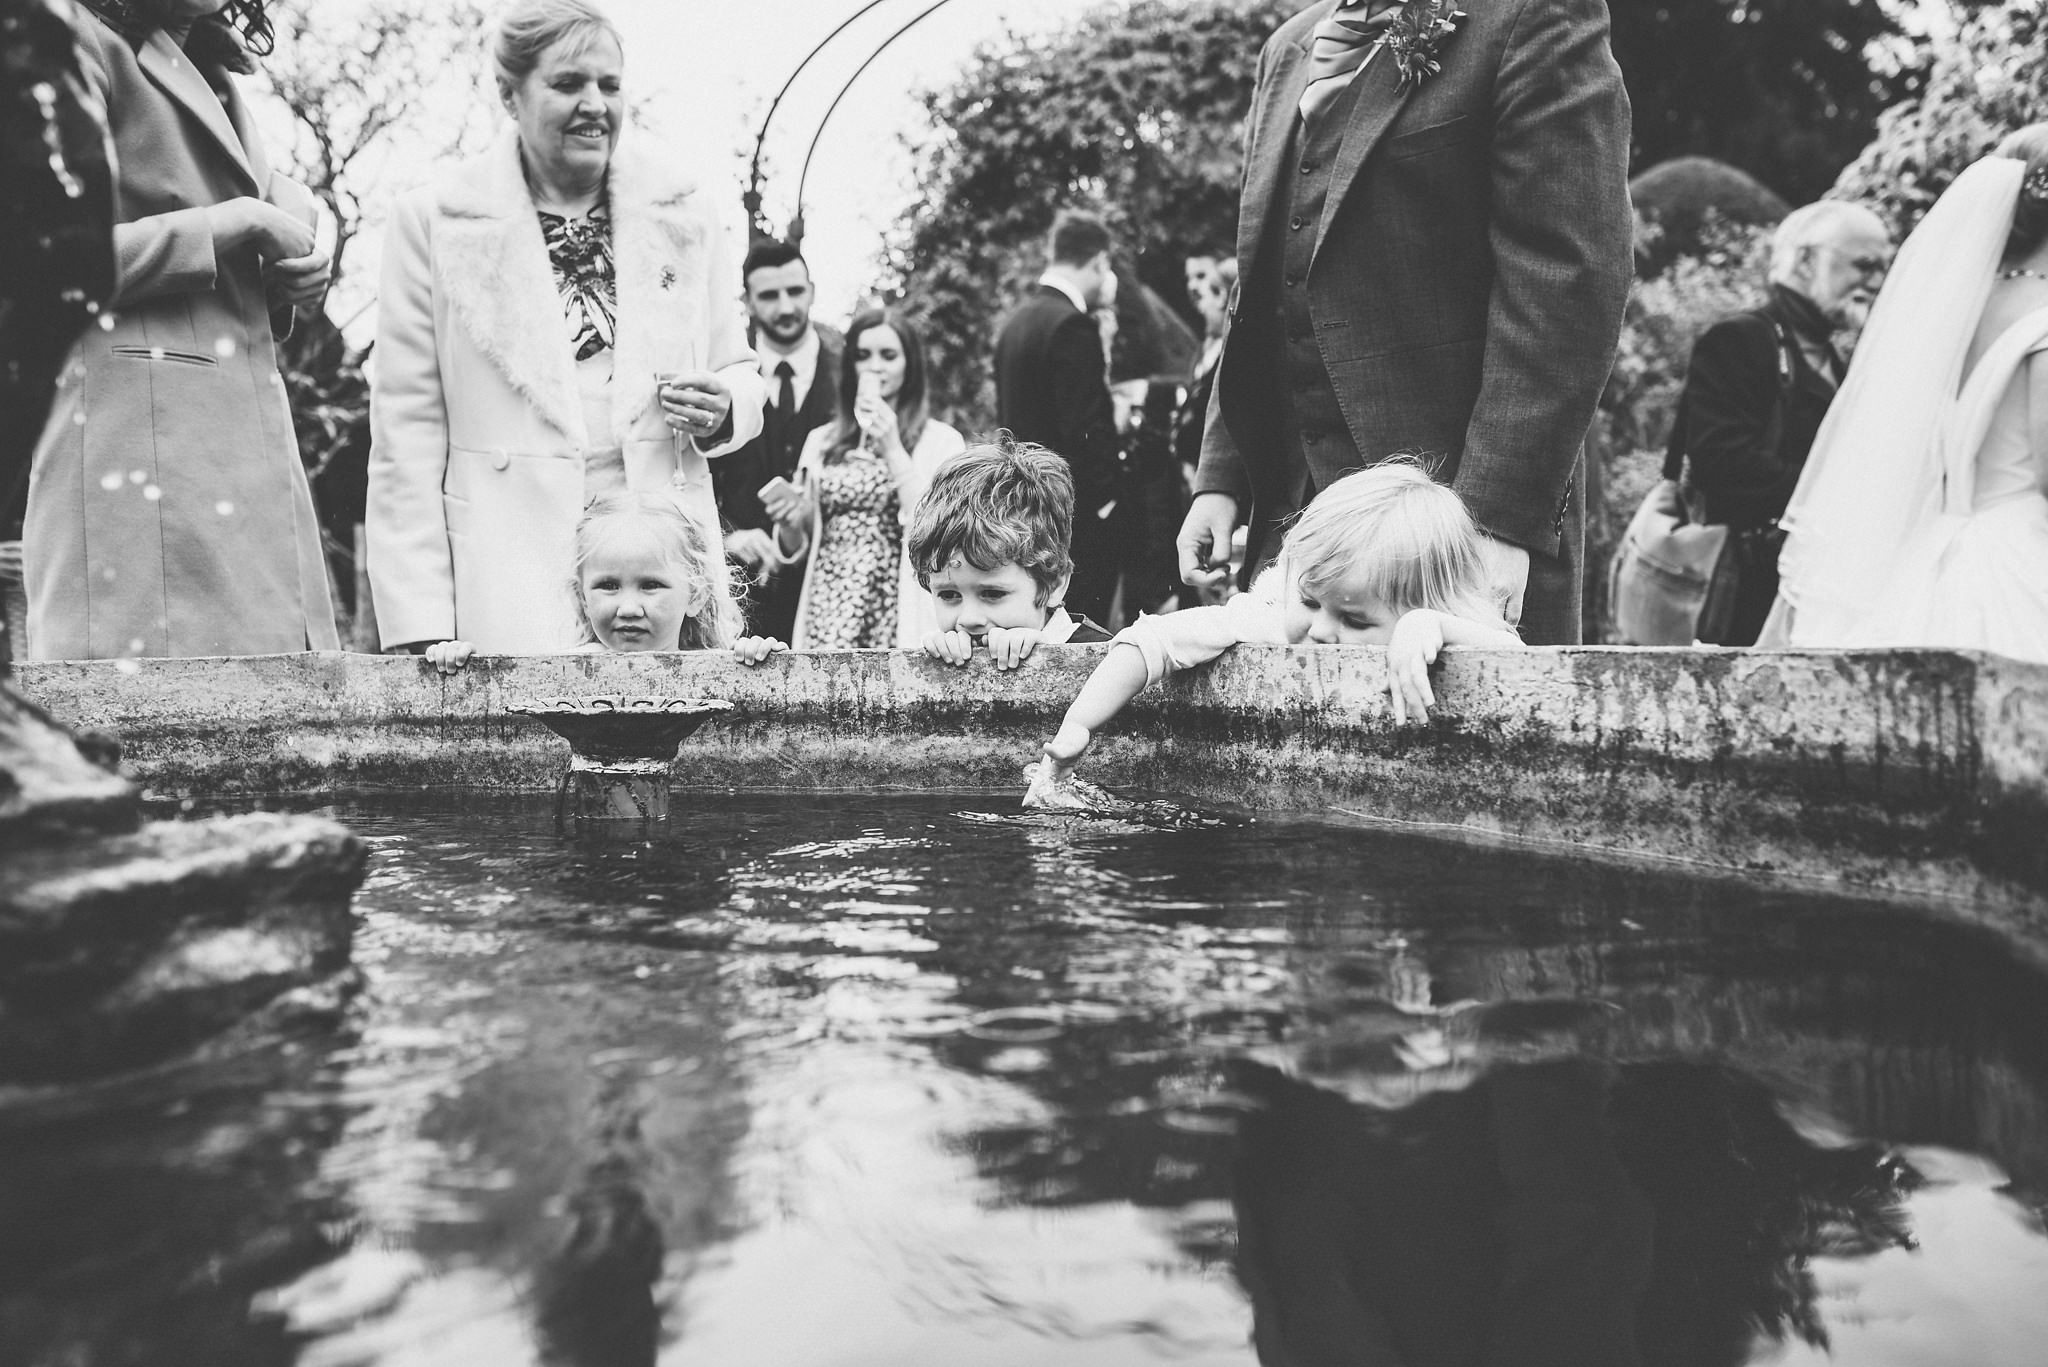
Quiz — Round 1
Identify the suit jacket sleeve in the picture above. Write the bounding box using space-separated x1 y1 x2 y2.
1193 349 1251 501
1677 315 1785 513
1046 311 1123 513
365 188 456 648
1454 0 1633 552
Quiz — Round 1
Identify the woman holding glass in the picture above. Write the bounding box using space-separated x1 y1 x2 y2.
368 0 762 653
773 309 964 649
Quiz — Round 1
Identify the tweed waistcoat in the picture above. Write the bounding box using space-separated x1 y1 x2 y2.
1267 71 1371 504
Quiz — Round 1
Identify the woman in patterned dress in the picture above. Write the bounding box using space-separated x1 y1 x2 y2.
777 309 964 648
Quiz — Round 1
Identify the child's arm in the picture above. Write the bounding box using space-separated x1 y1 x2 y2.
1385 610 1523 724
733 635 788 666
1043 593 1283 777
424 640 475 675
1043 642 1151 777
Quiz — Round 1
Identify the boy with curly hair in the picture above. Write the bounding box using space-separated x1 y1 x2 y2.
906 435 1112 669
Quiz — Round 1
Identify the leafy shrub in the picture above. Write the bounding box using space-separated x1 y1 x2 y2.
1831 0 2048 235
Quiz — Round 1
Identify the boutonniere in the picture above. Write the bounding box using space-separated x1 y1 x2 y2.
1381 1 1468 88
659 266 677 290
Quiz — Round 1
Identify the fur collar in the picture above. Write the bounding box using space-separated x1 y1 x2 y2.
432 132 712 444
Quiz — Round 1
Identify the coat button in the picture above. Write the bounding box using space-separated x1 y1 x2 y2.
1290 215 1305 231
492 451 511 471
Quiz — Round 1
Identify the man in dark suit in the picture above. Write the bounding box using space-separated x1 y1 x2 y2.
995 211 1124 624
1180 0 1634 643
714 239 840 641
1675 201 1892 645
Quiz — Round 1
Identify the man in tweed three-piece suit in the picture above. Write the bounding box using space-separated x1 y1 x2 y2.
1180 0 1633 643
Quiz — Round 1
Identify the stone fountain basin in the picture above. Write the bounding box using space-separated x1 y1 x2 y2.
13 646 2048 934
505 696 733 764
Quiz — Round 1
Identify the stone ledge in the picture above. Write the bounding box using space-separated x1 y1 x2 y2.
14 646 2046 916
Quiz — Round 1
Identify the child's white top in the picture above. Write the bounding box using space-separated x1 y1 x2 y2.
1113 574 1287 687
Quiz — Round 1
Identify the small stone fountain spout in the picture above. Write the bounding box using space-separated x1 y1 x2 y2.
508 696 735 823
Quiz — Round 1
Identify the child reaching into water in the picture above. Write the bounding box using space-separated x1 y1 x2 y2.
905 436 1112 669
425 491 786 670
1037 458 1522 792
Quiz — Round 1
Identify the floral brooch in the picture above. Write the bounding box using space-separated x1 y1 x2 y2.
1382 1 1468 89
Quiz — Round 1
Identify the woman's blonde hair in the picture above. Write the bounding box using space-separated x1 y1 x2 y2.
1279 455 1508 630
492 0 622 99
569 492 743 650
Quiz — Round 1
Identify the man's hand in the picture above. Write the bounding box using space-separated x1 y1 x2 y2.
1384 611 1447 725
1177 491 1239 590
1475 533 1531 628
732 635 788 666
983 626 1043 671
725 527 777 576
760 479 811 531
921 628 975 667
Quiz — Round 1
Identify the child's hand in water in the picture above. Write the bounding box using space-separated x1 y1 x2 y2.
983 626 1044 671
424 640 475 675
921 628 976 667
733 635 788 666
1385 610 1446 724
1042 719 1093 780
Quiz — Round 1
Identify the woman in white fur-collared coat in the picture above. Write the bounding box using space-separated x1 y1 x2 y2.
367 0 762 653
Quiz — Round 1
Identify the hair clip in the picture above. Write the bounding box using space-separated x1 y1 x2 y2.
2026 164 2048 203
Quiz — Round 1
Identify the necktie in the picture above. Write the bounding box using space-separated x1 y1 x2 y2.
773 359 796 431
1300 0 1400 128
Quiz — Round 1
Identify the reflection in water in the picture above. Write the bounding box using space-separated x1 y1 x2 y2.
2 793 2047 1365
1232 1059 1917 1367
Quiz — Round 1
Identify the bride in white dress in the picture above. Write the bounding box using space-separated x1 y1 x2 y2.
1765 128 2048 664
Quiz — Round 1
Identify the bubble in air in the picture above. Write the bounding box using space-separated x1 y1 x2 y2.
129 470 146 484
215 500 235 516
98 314 115 331
147 347 165 362
143 485 162 501
213 336 238 359
127 638 146 655
99 472 122 492
101 566 116 582
115 658 140 675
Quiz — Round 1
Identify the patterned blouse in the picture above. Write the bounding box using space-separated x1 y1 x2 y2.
537 195 617 362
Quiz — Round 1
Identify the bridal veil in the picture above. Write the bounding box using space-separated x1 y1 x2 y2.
1765 156 2025 646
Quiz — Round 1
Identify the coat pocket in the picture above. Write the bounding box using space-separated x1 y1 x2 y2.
1383 114 1475 161
110 344 219 368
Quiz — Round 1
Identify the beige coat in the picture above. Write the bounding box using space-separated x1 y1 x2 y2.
367 134 764 652
26 18 338 659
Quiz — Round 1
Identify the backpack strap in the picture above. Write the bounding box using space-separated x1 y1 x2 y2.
1665 311 1799 483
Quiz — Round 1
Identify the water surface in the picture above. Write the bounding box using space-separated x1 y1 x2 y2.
5 791 2048 1366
